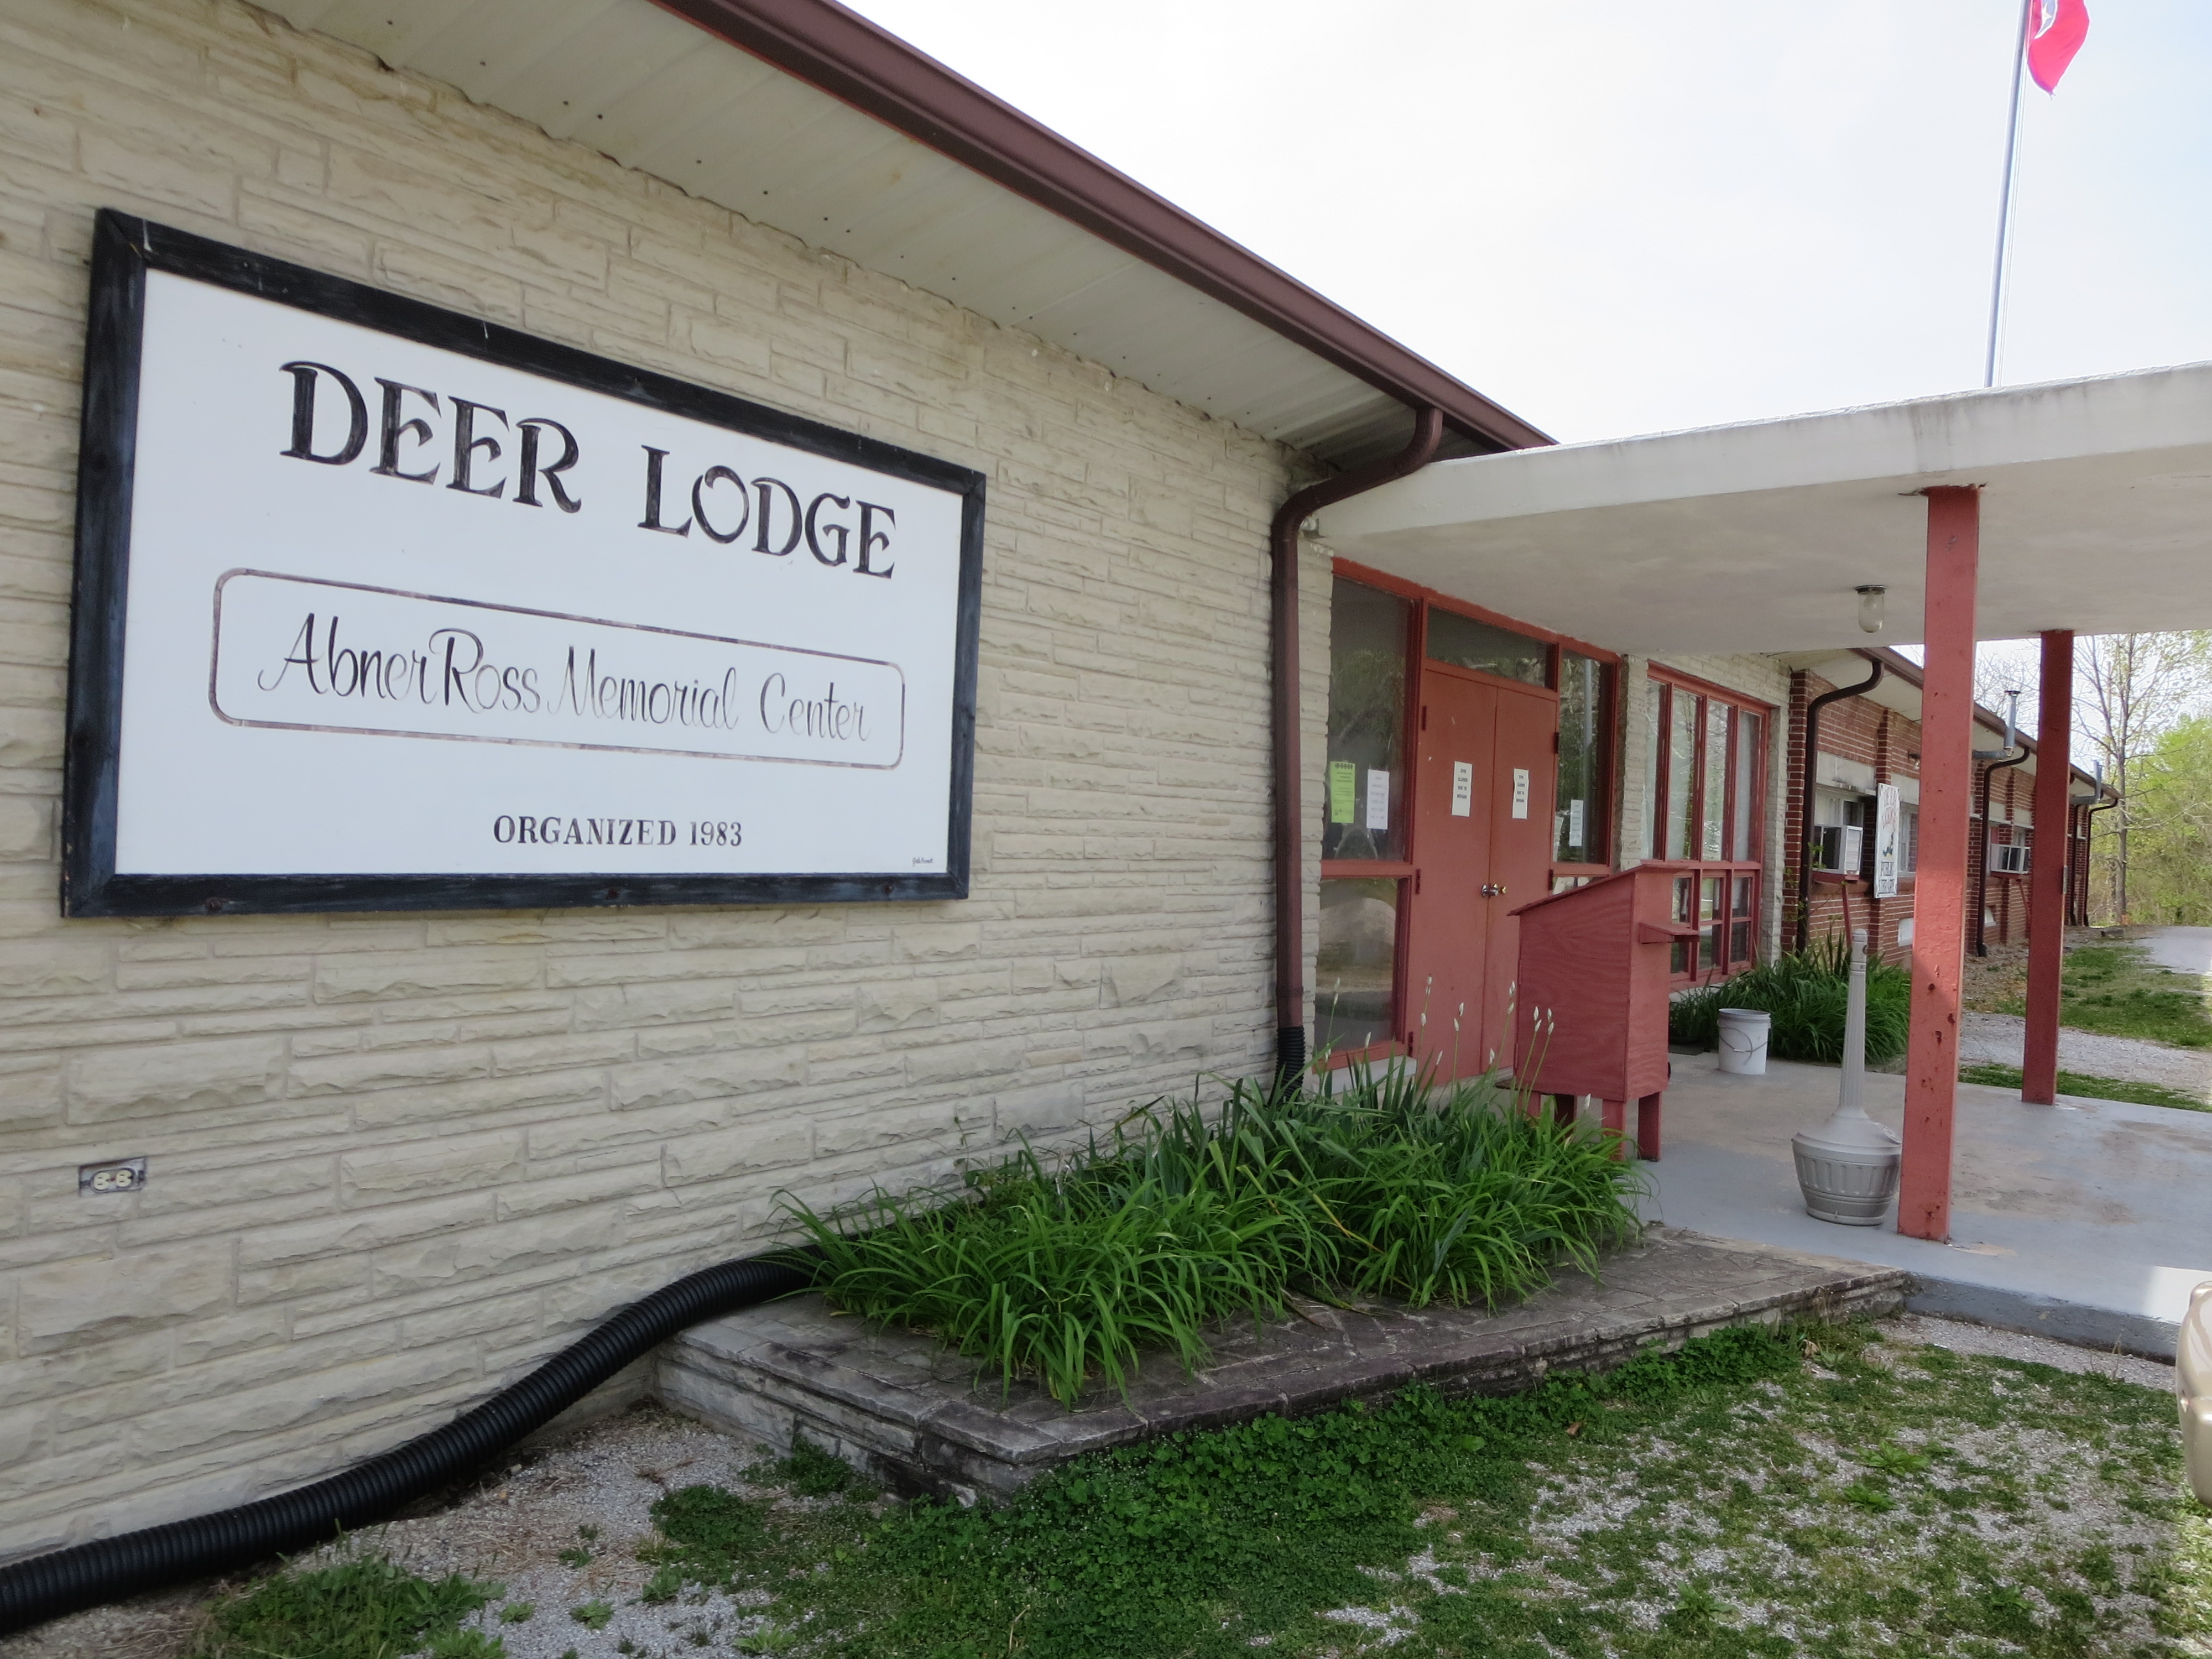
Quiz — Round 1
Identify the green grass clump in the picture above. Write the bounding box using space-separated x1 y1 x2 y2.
1670 936 1912 1063
2011 942 2212 1048
632 1318 2201 1656
772 1434 868 1498
782 1064 1643 1405
190 1557 501 1659
1959 1060 2212 1112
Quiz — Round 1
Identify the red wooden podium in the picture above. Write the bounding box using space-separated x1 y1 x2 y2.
1510 863 1700 1159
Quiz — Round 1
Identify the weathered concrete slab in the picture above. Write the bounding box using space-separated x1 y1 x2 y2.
655 1227 1906 1503
1644 1052 2212 1357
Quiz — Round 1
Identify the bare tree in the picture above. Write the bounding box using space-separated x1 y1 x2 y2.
2074 632 2212 921
1974 641 2038 736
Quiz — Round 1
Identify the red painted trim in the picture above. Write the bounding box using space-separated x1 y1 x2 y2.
651 0 1550 455
2022 629 2074 1104
1900 487 1980 1243
1330 557 1621 666
1647 662 1779 714
1321 1039 1408 1070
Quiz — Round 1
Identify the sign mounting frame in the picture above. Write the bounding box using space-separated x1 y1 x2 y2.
62 211 985 918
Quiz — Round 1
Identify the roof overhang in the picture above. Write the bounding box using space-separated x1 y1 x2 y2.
268 0 1546 466
1317 361 2212 654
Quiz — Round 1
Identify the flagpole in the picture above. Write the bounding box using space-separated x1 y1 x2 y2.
1984 0 2033 388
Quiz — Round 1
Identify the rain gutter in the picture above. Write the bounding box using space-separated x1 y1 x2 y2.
648 0 1549 455
1796 661 1885 953
1269 409 1444 1083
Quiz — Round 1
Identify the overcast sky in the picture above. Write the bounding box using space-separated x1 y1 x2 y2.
842 1 2212 446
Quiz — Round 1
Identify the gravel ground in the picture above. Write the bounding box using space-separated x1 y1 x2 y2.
0 1317 2184 1659
1875 1309 2176 1392
1 1406 801 1659
1960 1008 2212 1097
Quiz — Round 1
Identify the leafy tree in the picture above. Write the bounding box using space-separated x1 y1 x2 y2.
2120 714 2212 925
2075 633 2212 921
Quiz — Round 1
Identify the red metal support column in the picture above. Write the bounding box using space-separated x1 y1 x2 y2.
2022 629 2074 1104
1899 486 1980 1241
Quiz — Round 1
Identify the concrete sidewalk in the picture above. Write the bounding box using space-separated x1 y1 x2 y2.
1640 1053 2212 1357
2141 925 2212 977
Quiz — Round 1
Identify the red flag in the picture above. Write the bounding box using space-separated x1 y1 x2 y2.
2026 0 2089 92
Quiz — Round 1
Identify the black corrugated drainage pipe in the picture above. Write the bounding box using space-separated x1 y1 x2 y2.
1269 408 1444 1087
0 1253 810 1636
1973 745 2031 956
1794 660 1885 953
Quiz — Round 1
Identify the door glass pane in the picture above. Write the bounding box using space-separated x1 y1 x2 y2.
1323 579 1408 861
1732 709 1762 860
1426 608 1546 685
1556 651 1605 862
1666 691 1698 859
1729 920 1751 964
1701 700 1729 860
1645 684 1665 858
1316 877 1400 1057
1699 880 1723 972
1673 874 1694 924
1732 874 1754 917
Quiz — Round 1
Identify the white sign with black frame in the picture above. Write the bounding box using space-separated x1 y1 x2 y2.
1871 782 1902 900
63 213 984 917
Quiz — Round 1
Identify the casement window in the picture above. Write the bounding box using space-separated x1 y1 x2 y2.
1646 674 1770 979
1317 579 1413 1058
1555 650 1611 869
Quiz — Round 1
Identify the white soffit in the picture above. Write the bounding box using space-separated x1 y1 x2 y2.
1318 362 2212 655
269 0 1417 462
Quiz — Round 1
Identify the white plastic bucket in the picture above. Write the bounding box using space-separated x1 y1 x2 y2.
1716 1008 1771 1076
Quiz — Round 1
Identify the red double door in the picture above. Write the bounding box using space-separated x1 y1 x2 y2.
1404 666 1558 1078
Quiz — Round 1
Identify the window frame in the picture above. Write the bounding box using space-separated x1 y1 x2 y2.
1320 561 1623 1064
1332 559 1622 885
1647 668 1773 983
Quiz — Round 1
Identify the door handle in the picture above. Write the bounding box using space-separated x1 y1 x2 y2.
1481 883 1506 898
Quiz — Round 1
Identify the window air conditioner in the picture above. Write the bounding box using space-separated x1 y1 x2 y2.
1990 841 2030 875
1813 825 1863 874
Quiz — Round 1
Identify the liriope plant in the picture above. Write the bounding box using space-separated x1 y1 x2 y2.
779 1054 1645 1407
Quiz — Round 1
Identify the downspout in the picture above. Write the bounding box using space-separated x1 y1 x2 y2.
2085 790 2121 925
1270 407 1444 1085
1972 745 2030 955
1794 661 1885 953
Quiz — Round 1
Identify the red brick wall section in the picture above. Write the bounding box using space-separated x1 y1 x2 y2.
1785 671 2064 964
1785 671 1922 967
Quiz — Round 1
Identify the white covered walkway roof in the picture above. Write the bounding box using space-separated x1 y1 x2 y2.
1316 361 2212 657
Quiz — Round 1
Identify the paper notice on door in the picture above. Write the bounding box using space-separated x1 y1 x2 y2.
1511 768 1531 819
1567 797 1585 849
1364 768 1390 831
1450 760 1473 817
1328 760 1355 825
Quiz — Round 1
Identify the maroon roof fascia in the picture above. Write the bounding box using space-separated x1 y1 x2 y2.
649 0 1551 454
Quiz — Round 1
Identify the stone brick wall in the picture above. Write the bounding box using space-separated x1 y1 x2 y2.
0 0 1308 1555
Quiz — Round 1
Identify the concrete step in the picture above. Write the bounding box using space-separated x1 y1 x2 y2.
653 1228 1907 1504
